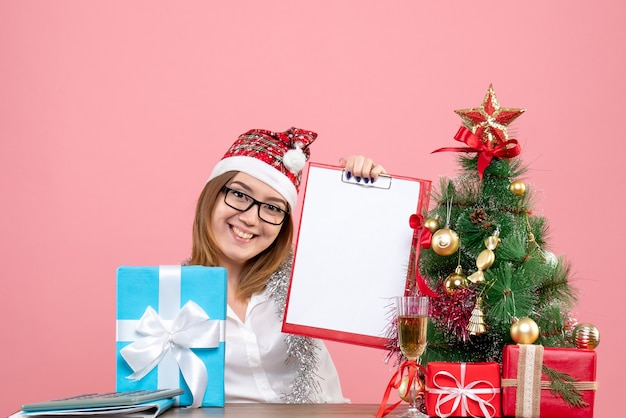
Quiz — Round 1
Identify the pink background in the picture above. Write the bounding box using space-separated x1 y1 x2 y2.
1 1 623 416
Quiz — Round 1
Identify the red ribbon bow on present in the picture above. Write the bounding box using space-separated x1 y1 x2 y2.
408 214 437 297
375 360 427 418
432 126 522 179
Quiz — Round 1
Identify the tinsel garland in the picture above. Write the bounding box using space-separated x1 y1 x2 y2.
429 280 476 342
265 253 322 403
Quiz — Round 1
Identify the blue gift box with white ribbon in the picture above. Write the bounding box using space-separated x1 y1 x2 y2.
116 265 227 407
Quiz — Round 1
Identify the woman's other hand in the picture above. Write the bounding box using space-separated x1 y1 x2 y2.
339 155 387 184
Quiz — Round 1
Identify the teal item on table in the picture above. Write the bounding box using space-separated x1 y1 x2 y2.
116 265 227 407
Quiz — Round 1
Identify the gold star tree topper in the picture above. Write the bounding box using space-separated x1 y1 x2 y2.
455 84 525 148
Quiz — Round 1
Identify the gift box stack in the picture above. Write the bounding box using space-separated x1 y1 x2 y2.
419 345 597 418
115 265 227 408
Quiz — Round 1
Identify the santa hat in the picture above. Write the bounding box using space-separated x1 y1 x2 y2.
208 127 317 211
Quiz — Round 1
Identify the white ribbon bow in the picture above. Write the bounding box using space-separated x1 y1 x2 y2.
429 363 499 418
120 301 222 408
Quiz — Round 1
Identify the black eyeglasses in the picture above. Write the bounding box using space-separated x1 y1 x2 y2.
221 186 290 225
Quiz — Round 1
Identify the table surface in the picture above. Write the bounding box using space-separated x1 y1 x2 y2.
164 403 405 417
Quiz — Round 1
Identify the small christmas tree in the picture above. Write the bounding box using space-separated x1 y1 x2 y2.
413 85 579 364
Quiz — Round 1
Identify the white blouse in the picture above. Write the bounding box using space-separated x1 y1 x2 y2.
224 287 349 403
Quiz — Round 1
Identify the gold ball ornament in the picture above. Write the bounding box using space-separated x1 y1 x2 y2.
444 266 468 294
573 323 600 349
510 317 540 344
397 376 411 402
424 218 440 233
431 228 460 256
398 375 425 403
509 180 526 196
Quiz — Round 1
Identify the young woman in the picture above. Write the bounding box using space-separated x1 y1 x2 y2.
188 127 386 403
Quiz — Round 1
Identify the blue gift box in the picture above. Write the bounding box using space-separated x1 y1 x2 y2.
116 265 227 407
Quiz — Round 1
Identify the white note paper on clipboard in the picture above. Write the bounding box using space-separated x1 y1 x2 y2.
282 163 431 348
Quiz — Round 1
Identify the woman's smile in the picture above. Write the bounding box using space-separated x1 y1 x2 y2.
230 224 254 241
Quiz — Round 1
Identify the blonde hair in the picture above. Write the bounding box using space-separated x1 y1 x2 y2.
189 171 294 300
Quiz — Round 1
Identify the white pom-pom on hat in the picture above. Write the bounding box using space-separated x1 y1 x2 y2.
283 143 307 174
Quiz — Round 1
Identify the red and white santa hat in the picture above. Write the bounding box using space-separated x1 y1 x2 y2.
208 127 317 211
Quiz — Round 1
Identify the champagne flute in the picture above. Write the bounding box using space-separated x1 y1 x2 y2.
396 296 429 418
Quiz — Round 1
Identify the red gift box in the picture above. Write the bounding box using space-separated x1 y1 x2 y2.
426 362 501 418
501 345 597 418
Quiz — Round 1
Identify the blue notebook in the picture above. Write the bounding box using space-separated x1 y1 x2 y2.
20 388 183 412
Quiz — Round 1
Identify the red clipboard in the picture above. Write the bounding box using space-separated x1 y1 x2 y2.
282 163 431 348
